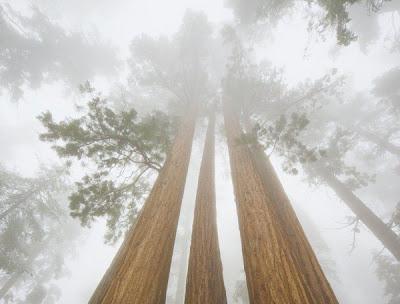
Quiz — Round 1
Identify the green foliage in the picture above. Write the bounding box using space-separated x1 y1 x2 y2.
38 89 175 243
375 255 400 304
233 274 249 304
0 165 68 274
226 0 293 25
226 0 392 46
240 112 326 175
0 4 117 101
0 164 75 303
308 0 358 46
309 127 376 190
128 10 216 110
389 202 400 231
372 67 400 113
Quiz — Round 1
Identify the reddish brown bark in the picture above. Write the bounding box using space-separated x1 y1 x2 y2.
184 115 227 304
89 104 197 304
250 146 338 303
224 100 333 303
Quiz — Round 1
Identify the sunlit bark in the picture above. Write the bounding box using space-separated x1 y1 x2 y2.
250 148 338 303
184 115 227 304
241 117 338 303
89 103 197 304
224 100 327 303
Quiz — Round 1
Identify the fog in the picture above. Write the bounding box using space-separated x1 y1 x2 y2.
0 0 399 303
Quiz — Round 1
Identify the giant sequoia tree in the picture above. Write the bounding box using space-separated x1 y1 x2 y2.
39 11 221 303
224 99 338 303
185 114 227 303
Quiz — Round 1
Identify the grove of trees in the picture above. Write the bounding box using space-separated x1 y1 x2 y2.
1 1 399 303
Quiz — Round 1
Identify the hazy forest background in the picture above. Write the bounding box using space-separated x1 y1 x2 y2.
1 0 400 303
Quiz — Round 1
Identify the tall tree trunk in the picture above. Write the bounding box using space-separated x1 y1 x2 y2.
317 166 400 261
250 148 338 303
89 104 198 304
242 117 338 303
224 100 322 303
184 115 227 304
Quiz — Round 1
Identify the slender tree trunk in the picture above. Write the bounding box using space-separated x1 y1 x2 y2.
89 103 198 304
185 115 227 304
317 166 400 261
242 117 338 303
224 100 321 303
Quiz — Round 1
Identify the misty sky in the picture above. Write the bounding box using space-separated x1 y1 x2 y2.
1 0 400 303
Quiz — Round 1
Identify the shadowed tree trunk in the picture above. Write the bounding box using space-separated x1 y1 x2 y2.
317 166 400 262
184 114 227 304
241 117 338 303
89 103 198 304
224 100 328 303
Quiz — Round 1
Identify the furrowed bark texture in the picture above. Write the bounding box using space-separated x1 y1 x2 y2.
89 104 197 304
249 147 338 304
223 100 316 303
317 166 400 262
185 115 227 304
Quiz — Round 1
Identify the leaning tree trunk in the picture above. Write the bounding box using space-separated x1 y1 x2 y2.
317 166 400 262
89 103 198 304
224 100 328 303
185 114 227 304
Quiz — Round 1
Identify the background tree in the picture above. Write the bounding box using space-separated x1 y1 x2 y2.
225 0 398 46
0 164 80 303
0 3 117 101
